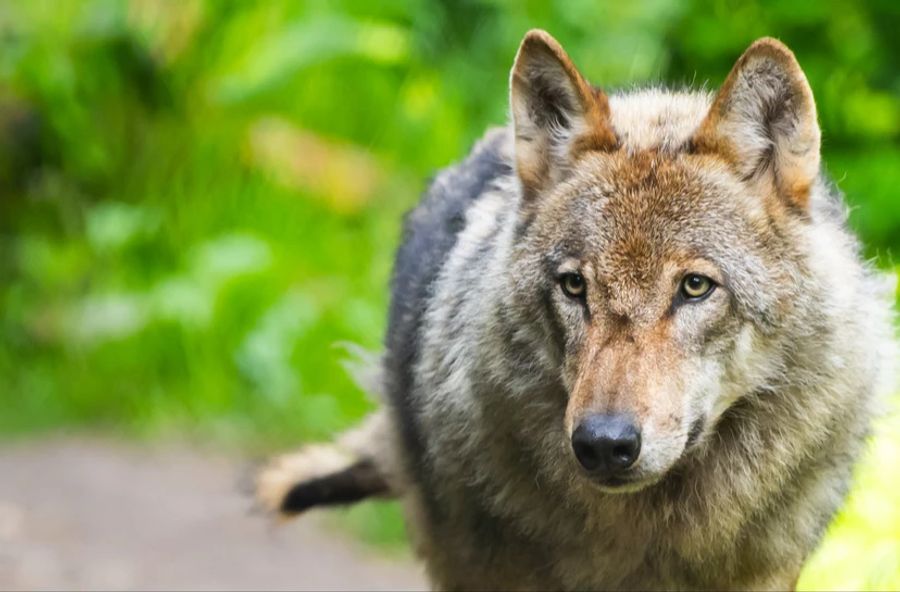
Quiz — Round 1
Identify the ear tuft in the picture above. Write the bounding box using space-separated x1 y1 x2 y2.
509 30 616 200
693 37 820 209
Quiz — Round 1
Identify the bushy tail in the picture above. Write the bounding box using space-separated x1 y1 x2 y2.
255 409 399 517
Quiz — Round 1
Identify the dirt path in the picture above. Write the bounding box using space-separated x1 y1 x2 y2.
0 437 425 591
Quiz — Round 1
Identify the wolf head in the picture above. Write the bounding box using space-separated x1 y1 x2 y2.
506 31 823 492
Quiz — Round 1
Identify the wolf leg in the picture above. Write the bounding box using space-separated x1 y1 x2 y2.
255 409 399 517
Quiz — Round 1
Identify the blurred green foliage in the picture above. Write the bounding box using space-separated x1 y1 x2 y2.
0 0 897 587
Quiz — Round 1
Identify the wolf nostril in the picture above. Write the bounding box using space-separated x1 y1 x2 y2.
571 414 641 475
573 439 601 471
612 444 634 465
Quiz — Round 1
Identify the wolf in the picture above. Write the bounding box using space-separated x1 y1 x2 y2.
256 30 896 590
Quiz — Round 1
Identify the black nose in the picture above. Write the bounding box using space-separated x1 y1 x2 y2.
572 414 641 474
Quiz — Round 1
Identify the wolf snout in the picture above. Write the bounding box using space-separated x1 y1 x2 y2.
571 414 641 476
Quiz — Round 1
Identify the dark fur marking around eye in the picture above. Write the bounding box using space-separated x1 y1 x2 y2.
540 286 569 354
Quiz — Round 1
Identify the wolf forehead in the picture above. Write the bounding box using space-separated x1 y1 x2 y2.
528 147 768 266
527 87 763 231
606 89 713 154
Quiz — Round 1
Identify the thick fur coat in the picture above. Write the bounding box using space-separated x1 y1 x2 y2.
257 31 896 590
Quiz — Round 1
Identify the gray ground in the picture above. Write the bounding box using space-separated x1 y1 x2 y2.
0 437 425 591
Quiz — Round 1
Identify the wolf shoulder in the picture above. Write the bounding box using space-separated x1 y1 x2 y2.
386 128 513 338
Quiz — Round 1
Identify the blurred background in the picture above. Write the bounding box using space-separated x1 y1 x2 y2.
0 0 897 590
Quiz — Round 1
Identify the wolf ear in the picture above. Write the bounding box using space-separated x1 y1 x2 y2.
510 30 617 200
692 38 821 209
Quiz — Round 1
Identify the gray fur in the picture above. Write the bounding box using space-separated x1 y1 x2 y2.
259 32 896 591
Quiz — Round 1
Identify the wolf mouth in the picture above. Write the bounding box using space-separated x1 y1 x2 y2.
591 475 656 494
580 460 673 494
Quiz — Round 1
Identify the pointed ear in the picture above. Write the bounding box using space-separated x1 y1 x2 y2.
510 30 617 200
692 38 821 209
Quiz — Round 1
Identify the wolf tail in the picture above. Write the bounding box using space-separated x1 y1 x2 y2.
255 409 399 517
255 346 401 517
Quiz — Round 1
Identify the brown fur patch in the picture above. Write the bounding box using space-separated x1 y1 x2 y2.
566 316 681 438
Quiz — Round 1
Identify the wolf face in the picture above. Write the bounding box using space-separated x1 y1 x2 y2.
506 31 822 492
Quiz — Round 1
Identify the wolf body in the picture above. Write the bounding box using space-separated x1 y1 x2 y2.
257 31 896 590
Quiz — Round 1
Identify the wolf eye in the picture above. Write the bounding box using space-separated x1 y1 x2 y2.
680 274 715 300
560 272 586 298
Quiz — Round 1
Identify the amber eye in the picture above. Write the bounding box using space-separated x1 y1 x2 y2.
560 272 586 298
681 274 715 300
